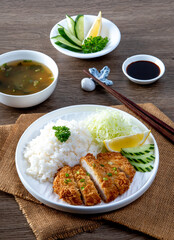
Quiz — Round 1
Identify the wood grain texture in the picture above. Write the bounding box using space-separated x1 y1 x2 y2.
0 0 173 239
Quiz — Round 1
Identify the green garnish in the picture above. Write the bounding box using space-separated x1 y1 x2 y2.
33 80 39 87
80 179 85 182
103 177 108 181
81 186 85 190
113 167 117 174
76 171 80 174
3 63 8 68
23 60 32 62
86 172 90 176
52 126 71 142
100 164 104 167
92 163 96 168
1 63 8 71
107 173 112 176
65 173 69 177
64 178 71 184
108 162 113 165
82 36 109 53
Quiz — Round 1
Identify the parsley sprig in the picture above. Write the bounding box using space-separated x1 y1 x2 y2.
52 126 71 142
82 36 109 53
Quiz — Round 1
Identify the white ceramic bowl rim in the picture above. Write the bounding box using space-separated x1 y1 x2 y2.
122 54 165 82
0 50 58 98
50 15 121 59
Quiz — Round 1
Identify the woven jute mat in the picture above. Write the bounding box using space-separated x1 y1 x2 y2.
0 103 174 240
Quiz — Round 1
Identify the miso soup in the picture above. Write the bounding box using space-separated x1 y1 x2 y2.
0 60 54 95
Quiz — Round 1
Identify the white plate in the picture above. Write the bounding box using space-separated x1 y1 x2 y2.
50 15 121 59
15 105 159 214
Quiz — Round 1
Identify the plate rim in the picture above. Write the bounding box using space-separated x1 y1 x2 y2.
15 104 159 214
49 15 121 59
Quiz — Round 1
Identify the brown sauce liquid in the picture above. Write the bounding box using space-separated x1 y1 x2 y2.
126 61 160 80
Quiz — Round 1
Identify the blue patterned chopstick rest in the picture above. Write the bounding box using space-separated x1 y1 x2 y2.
89 66 113 86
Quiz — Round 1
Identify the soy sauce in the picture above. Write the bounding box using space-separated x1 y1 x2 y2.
126 61 160 80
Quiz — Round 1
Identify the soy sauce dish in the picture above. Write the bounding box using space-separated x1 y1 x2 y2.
0 50 58 108
122 54 165 85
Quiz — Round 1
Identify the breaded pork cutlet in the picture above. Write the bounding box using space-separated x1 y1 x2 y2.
53 166 82 205
97 153 130 195
80 153 119 203
97 152 136 183
72 165 101 206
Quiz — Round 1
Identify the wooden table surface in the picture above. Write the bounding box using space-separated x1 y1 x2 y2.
0 0 173 239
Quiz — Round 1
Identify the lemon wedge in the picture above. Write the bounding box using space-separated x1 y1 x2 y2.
85 11 102 39
104 131 151 152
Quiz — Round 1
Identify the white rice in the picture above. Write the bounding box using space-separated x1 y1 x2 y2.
24 119 102 182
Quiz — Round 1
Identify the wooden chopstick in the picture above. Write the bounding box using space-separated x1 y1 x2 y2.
83 69 174 144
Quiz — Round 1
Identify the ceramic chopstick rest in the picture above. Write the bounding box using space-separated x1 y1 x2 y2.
81 78 96 91
89 66 113 86
81 66 113 91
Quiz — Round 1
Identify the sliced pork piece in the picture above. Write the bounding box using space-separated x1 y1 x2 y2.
80 153 119 203
53 166 83 205
72 165 101 206
97 152 136 182
97 154 130 195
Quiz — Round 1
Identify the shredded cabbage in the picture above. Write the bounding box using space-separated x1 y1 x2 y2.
86 110 134 143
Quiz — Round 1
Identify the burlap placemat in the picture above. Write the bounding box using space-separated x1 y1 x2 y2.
0 103 174 240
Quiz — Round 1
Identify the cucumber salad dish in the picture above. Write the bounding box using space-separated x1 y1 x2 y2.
51 12 108 53
50 12 121 58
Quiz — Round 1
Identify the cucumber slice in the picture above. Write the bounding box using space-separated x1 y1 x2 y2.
55 37 82 52
122 152 155 164
121 144 155 172
75 15 84 41
57 24 63 28
51 35 59 39
54 35 81 49
121 144 154 156
55 42 82 52
66 15 76 36
129 161 154 172
58 26 82 47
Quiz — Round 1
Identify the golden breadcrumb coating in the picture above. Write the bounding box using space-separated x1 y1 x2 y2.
97 152 136 182
72 165 101 206
53 153 135 206
97 153 130 194
53 166 83 205
80 153 119 203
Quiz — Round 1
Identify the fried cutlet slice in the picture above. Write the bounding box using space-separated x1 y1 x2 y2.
97 153 130 195
80 153 119 203
97 152 136 182
53 166 83 205
72 165 101 206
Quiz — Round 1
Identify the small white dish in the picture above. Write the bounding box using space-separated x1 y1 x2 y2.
0 50 59 108
122 54 165 85
50 15 121 59
15 104 159 214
